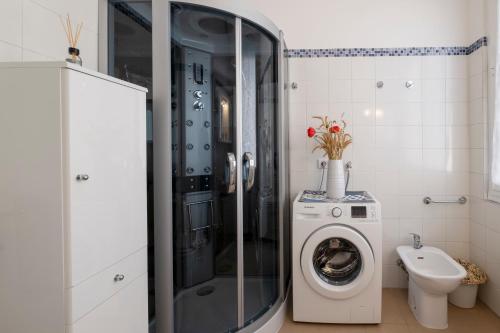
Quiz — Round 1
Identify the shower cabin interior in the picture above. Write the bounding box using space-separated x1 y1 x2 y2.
103 1 289 332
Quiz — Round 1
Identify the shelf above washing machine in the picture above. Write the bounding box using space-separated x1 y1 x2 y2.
299 190 376 204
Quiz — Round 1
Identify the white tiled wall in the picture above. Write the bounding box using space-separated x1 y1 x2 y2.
468 46 500 316
289 55 471 288
0 0 98 70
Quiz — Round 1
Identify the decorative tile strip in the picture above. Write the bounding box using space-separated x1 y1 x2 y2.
467 36 488 55
285 36 487 58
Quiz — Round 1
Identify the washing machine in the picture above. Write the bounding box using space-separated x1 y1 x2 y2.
292 191 382 323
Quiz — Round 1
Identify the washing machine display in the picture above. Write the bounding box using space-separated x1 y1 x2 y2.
313 238 362 286
351 206 367 218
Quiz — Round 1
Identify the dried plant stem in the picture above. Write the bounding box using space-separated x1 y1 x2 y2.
310 115 352 160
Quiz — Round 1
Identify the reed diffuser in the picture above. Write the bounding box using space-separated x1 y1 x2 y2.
60 15 83 66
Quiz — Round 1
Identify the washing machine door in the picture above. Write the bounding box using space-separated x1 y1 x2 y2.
301 224 375 299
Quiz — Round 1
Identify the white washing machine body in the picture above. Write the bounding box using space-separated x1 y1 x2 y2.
292 191 382 323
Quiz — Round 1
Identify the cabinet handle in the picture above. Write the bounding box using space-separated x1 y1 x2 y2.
114 274 125 282
76 174 89 181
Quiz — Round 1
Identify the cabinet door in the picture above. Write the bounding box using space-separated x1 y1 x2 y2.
63 69 147 286
67 274 148 333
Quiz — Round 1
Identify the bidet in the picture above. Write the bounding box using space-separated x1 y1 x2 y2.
397 245 466 329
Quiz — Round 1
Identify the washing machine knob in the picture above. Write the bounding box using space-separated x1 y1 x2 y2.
331 207 342 218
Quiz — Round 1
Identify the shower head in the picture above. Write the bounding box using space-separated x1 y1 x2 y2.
198 16 234 35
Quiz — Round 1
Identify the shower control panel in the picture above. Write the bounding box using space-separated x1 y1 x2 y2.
174 175 213 193
193 63 204 84
181 47 212 179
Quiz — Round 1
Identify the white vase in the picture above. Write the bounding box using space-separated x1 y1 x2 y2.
326 159 345 199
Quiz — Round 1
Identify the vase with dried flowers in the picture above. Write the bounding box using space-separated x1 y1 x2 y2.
60 14 83 66
307 116 352 199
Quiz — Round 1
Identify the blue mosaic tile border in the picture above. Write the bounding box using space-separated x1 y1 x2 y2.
285 36 487 58
467 36 488 54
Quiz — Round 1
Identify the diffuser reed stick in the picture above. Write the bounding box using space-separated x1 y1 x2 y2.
60 14 83 65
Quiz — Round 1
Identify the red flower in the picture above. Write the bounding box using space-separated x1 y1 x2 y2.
330 125 341 133
307 127 316 137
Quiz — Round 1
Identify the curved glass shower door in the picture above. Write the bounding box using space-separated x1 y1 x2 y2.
241 21 279 325
170 4 280 331
171 4 238 333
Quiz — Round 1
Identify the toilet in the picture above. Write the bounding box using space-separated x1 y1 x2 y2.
397 245 467 329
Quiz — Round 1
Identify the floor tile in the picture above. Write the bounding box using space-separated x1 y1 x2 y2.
365 324 410 333
280 288 500 333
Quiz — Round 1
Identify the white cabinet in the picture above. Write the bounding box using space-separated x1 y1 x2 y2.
64 67 147 285
0 62 148 333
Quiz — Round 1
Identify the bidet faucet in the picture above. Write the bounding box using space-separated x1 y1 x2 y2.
409 233 423 249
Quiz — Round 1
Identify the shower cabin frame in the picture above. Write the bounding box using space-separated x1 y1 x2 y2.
98 1 289 332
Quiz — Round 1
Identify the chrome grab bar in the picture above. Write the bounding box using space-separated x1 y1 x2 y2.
422 196 467 205
186 199 215 248
243 152 256 192
186 200 215 232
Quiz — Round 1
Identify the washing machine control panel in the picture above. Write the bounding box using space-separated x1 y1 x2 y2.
328 204 379 221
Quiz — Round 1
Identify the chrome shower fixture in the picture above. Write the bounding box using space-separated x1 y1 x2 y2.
345 161 352 192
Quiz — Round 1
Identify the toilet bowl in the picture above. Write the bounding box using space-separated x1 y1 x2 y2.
397 245 466 329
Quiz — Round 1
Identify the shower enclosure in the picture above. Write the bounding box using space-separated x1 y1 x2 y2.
99 1 289 332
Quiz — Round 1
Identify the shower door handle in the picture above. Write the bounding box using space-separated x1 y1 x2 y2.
226 152 236 194
243 152 256 192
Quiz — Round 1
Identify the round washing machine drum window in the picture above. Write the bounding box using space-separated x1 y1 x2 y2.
313 238 362 286
301 225 375 299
